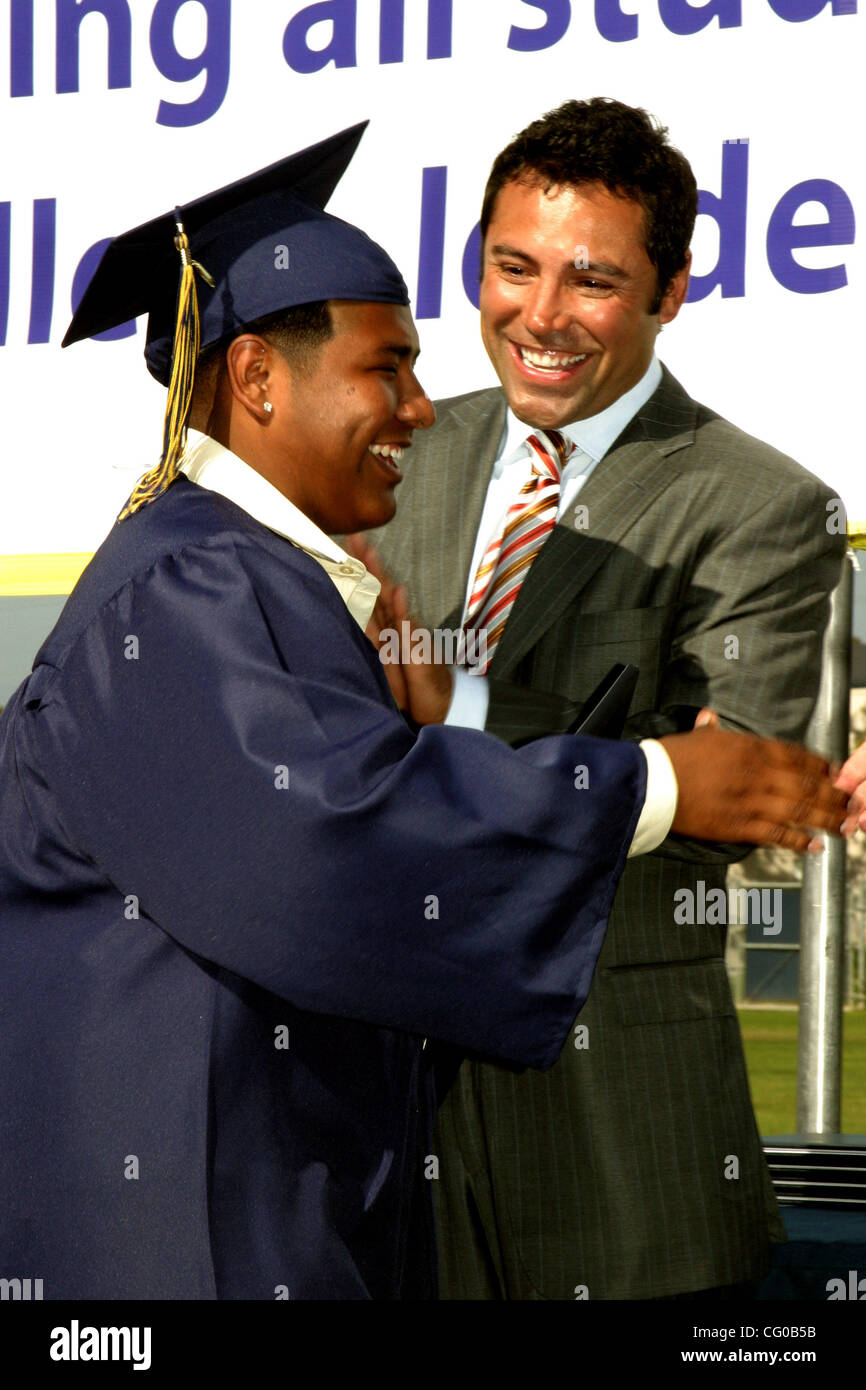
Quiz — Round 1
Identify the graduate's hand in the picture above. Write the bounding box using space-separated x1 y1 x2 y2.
833 741 866 833
658 726 857 852
693 707 720 730
346 535 454 726
349 535 409 711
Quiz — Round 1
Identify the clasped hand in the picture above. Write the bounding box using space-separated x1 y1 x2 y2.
347 537 860 852
346 534 454 726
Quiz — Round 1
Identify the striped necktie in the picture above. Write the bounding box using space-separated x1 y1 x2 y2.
463 430 573 673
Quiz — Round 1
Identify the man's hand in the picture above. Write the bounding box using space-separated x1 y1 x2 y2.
346 534 454 726
660 725 855 852
834 742 866 833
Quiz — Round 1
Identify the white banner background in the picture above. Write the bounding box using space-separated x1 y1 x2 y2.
1 0 862 554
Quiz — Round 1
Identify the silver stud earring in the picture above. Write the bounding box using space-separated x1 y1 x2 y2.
263 401 273 415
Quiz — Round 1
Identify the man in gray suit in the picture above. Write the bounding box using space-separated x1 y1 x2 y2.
362 98 846 1299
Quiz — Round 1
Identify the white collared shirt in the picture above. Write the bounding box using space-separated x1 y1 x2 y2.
178 424 676 857
461 357 664 618
178 430 380 631
450 357 677 855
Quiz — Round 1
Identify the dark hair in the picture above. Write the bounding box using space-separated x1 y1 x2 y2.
480 98 697 312
195 299 334 395
250 299 334 370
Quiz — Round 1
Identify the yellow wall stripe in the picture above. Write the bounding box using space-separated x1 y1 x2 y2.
2 533 864 588
0 554 92 598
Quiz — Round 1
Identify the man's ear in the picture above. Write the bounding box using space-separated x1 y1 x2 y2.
657 250 691 327
224 334 278 421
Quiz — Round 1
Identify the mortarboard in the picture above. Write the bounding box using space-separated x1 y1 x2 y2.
63 122 409 519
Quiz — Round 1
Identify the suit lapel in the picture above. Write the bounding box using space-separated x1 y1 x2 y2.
419 390 506 629
491 368 698 678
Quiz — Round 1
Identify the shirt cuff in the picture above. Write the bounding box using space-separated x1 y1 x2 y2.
628 739 679 857
444 669 490 730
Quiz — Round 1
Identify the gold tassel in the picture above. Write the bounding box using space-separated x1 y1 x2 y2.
119 216 214 521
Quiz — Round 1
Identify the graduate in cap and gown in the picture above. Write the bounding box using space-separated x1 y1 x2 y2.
0 125 851 1300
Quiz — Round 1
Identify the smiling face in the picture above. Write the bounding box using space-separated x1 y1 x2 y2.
262 300 434 533
480 178 691 430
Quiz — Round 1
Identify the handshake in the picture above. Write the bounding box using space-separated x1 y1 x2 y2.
653 715 854 853
349 535 860 855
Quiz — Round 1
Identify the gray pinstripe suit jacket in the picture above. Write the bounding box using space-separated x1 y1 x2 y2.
369 366 846 1299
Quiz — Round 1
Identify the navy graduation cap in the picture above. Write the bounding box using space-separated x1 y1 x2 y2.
63 122 409 518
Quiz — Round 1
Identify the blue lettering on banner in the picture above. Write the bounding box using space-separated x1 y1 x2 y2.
594 0 639 41
29 199 56 346
71 240 136 340
10 0 35 97
413 150 854 315
766 179 856 293
768 0 857 19
508 0 572 52
657 0 742 35
688 139 749 302
1 148 855 345
150 0 231 128
0 203 10 346
10 0 231 125
282 0 358 75
55 0 132 95
283 0 451 72
4 1 858 111
548 0 856 43
461 223 482 310
379 0 404 63
416 168 448 319
427 0 453 58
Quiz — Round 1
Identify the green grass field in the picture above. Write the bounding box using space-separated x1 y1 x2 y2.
739 1007 866 1136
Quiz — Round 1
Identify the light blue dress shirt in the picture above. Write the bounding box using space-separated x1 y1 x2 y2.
443 357 676 855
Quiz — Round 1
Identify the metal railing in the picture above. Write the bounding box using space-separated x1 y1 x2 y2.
796 553 854 1133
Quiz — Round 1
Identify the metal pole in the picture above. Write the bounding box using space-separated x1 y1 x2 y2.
796 553 853 1134
726 910 746 1004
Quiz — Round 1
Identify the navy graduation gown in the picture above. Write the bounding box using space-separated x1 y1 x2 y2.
0 478 645 1299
